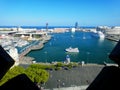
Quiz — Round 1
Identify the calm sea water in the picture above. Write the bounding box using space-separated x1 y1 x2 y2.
27 31 117 64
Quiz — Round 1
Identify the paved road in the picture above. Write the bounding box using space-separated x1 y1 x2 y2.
45 64 104 89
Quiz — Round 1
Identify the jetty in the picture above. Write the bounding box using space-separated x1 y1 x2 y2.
106 35 120 42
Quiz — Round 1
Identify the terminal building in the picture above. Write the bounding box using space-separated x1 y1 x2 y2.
97 26 120 35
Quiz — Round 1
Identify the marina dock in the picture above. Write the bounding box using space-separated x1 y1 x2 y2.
19 35 51 64
105 35 120 42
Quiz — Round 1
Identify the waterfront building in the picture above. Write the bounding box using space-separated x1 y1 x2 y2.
96 26 109 33
105 26 120 35
17 26 37 32
89 29 96 32
0 28 16 31
96 26 120 35
15 31 48 40
52 28 68 33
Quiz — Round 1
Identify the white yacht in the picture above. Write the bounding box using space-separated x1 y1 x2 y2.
65 47 79 53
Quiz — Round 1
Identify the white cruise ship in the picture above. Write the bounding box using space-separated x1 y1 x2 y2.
65 47 79 53
91 31 105 39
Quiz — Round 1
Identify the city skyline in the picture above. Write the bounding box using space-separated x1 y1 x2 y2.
0 0 120 26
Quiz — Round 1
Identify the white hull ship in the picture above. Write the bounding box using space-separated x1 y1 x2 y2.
65 47 79 53
91 31 105 39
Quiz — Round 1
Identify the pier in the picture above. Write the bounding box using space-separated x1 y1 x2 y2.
18 41 44 64
18 35 51 63
106 35 120 42
19 41 44 58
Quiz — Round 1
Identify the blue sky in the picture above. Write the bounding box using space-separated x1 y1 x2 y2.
0 0 120 26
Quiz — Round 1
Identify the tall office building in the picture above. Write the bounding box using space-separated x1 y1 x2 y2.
75 22 79 29
46 23 48 31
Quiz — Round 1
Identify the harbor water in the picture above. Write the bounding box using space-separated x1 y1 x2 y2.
26 31 117 64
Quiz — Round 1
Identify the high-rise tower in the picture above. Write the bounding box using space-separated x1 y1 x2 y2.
46 23 48 31
75 22 79 29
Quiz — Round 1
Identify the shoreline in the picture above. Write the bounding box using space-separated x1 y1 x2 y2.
19 35 51 64
19 60 118 68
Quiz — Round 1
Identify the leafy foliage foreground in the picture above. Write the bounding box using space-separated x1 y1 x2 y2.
0 64 49 86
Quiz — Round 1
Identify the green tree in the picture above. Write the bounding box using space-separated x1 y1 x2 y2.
0 66 25 85
0 65 49 85
55 62 64 67
25 64 49 84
